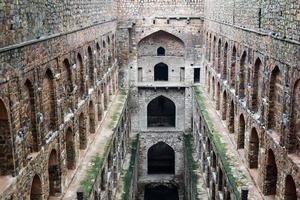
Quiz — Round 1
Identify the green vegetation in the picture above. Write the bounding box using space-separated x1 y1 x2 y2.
80 154 103 199
184 134 200 200
122 135 139 200
193 87 241 199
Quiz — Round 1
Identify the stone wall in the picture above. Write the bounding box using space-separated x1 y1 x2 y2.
0 0 117 47
0 18 119 199
117 0 204 19
203 0 300 197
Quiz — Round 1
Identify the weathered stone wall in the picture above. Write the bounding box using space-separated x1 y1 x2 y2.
117 0 204 19
137 131 185 200
0 18 119 199
203 0 300 197
0 0 117 47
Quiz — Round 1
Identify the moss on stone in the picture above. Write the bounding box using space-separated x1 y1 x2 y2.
193 86 241 199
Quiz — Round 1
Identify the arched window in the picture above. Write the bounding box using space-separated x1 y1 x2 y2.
148 142 175 174
144 185 179 200
264 149 277 196
147 96 175 127
249 128 259 168
30 175 42 200
154 63 168 81
48 149 61 196
157 47 166 56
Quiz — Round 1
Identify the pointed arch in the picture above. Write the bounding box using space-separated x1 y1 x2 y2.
66 128 76 170
231 46 237 88
284 175 297 200
79 113 87 149
252 58 262 112
147 96 176 127
223 42 228 80
239 51 247 98
268 66 283 133
212 76 215 100
216 82 221 110
89 101 95 134
42 69 56 132
77 53 85 98
48 149 61 196
148 142 175 174
222 91 227 120
88 46 94 88
289 79 300 153
248 128 259 168
30 175 42 200
263 149 277 196
228 100 235 133
237 114 246 149
217 39 222 73
24 79 38 152
0 99 14 175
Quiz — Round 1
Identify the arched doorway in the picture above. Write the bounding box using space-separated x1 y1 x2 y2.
154 63 168 81
238 114 246 149
147 96 175 127
30 175 42 200
223 42 228 80
48 149 61 196
264 149 277 196
148 142 175 174
0 99 13 175
66 128 76 170
144 184 179 200
248 128 259 169
88 46 94 88
284 175 297 200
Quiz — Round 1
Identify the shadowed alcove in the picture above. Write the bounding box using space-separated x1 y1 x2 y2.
144 184 179 200
147 96 175 127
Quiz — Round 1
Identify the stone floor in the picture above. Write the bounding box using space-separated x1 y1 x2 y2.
200 87 264 200
60 92 127 200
